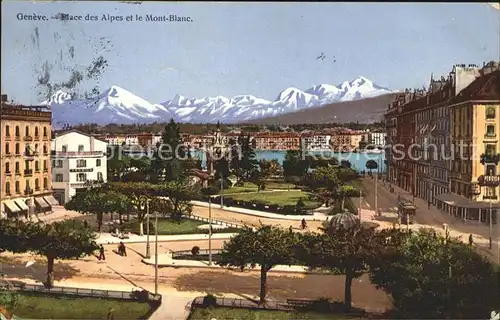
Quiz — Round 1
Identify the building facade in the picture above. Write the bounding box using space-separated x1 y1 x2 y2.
330 131 363 152
0 98 56 218
301 134 332 151
51 130 108 204
385 62 500 224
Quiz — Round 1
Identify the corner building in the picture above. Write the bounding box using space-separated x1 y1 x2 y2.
0 96 58 218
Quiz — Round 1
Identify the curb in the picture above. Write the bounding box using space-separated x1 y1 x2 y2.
97 233 238 245
140 259 328 275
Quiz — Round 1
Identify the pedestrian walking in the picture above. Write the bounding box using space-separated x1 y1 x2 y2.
289 225 293 233
107 307 115 320
98 244 106 260
469 234 473 247
121 242 127 257
301 218 307 230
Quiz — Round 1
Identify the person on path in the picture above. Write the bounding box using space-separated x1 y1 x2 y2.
469 234 473 247
107 308 115 320
98 245 105 260
301 218 307 230
121 242 127 257
289 225 293 233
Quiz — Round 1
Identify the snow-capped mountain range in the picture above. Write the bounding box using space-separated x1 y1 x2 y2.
44 76 393 126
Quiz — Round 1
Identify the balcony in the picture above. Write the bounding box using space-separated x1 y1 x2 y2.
51 151 105 157
24 169 33 176
70 168 93 173
5 152 12 158
14 135 20 141
24 188 34 196
15 170 21 176
23 135 33 142
480 153 500 165
43 135 49 141
5 170 11 176
24 151 38 159
34 135 40 140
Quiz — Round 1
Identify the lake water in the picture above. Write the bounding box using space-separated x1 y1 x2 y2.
191 150 386 173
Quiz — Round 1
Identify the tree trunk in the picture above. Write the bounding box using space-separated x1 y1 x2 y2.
341 197 345 211
119 214 123 225
259 266 268 305
344 272 353 310
46 255 55 288
97 213 103 232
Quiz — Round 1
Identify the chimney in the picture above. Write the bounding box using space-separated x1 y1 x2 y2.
90 135 95 152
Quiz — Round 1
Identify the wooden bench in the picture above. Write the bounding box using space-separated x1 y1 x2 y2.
286 298 314 308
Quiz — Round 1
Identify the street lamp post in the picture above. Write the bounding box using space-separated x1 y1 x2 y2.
375 172 378 216
154 211 159 295
146 201 151 259
208 196 213 266
140 198 151 259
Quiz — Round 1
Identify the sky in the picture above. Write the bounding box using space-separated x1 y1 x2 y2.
1 1 499 105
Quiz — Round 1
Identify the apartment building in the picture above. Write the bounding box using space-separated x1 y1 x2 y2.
386 62 500 224
444 68 500 222
51 130 108 204
301 133 332 151
330 131 363 152
384 97 400 183
252 132 301 150
0 97 56 218
368 132 387 148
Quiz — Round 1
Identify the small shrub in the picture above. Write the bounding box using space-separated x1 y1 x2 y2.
191 246 200 256
202 293 217 307
131 289 150 302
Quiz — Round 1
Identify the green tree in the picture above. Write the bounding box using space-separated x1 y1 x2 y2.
332 185 358 211
237 134 259 182
365 159 378 174
158 119 185 181
107 145 130 182
218 226 296 304
36 220 98 288
295 224 380 310
283 150 309 179
157 180 198 220
65 182 127 231
0 220 98 288
304 166 340 190
369 228 500 319
258 159 281 179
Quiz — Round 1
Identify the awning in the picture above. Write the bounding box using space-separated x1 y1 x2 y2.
44 195 59 206
434 192 500 209
14 199 29 211
34 197 51 208
3 200 20 213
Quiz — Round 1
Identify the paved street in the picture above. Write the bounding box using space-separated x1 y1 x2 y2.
361 176 500 264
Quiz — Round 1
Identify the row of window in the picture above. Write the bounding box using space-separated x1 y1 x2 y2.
5 142 49 155
54 172 103 182
4 125 49 137
52 159 102 168
4 160 48 174
4 178 49 195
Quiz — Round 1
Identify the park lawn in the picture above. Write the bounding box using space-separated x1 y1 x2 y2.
218 181 296 195
228 191 321 209
218 182 258 195
11 292 152 319
188 307 364 320
122 218 240 235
